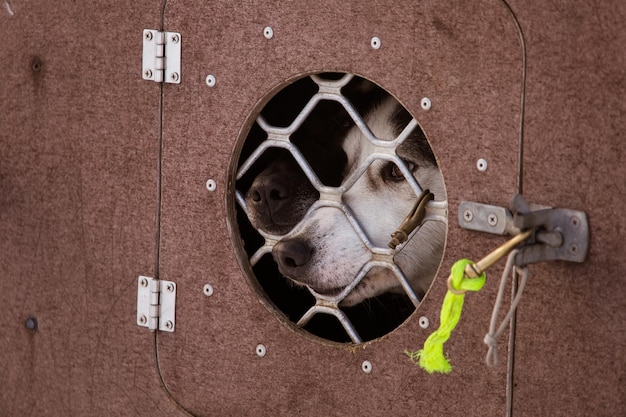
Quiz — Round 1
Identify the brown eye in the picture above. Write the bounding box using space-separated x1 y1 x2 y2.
391 164 404 180
384 161 416 182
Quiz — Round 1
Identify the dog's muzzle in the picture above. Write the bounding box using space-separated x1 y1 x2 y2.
273 239 314 282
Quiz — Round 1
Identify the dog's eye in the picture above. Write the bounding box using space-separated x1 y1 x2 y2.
384 161 416 182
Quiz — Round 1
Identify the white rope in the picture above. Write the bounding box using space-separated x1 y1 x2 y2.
484 249 530 368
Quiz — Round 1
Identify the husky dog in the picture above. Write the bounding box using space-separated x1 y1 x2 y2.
245 154 319 236
245 96 445 306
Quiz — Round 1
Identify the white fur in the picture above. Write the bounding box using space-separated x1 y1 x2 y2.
278 98 446 306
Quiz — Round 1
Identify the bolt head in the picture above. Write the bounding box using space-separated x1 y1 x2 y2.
463 209 474 222
31 57 42 73
203 284 214 296
487 213 498 226
256 344 267 357
206 179 217 191
25 316 38 331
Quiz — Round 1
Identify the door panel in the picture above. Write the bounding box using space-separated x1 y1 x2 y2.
0 2 185 415
157 1 522 415
509 1 626 415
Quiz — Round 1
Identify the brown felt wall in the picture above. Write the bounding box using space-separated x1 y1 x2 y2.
509 1 626 415
0 1 182 416
0 0 624 416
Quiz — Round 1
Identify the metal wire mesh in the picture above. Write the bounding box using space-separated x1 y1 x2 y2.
235 74 447 343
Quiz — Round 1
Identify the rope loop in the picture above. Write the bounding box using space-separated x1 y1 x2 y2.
484 249 530 368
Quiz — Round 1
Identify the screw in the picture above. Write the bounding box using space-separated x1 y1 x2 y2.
139 315 147 324
145 31 153 41
361 360 373 374
571 216 580 228
170 72 179 82
370 36 381 49
420 97 432 111
140 278 148 287
144 69 153 79
206 179 217 192
31 57 42 73
203 284 214 297
418 316 430 329
25 316 38 331
256 344 267 357
171 34 180 43
463 209 474 222
569 244 579 254
166 283 175 293
205 74 216 87
477 158 488 172
165 320 174 330
263 26 274 39
488 213 498 226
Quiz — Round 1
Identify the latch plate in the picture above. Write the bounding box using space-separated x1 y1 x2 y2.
459 201 518 235
512 207 589 266
142 29 181 84
137 276 176 332
458 199 589 266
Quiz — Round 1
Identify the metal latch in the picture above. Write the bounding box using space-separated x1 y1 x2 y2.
142 29 181 84
459 195 589 266
136 276 176 332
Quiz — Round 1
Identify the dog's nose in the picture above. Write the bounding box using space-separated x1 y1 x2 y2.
249 176 290 211
273 239 313 279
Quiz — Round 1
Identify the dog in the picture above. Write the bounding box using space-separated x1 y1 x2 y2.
245 93 445 307
245 151 320 236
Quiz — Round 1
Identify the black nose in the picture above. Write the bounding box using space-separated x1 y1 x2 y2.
249 176 290 212
273 239 313 279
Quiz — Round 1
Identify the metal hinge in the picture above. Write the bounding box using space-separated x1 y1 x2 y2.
136 276 177 332
142 29 181 84
459 195 589 266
